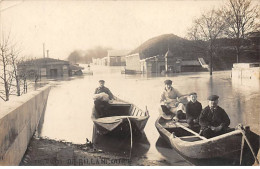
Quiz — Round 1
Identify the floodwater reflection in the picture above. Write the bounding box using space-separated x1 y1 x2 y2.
92 126 150 158
155 137 191 165
38 65 259 165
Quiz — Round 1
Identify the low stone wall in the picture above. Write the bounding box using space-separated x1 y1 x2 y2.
232 63 260 90
0 85 51 166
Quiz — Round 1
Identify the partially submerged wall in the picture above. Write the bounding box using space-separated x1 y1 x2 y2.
0 85 51 166
232 63 260 91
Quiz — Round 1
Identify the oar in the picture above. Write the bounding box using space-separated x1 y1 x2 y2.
238 125 259 165
174 121 207 140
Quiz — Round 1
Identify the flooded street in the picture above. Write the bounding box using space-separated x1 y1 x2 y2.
38 65 260 165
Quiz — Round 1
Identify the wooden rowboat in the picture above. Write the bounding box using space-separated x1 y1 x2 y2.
92 98 149 136
155 115 246 159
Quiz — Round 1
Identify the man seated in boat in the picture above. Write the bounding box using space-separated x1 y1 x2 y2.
186 92 202 128
199 95 230 139
160 79 187 120
93 80 114 118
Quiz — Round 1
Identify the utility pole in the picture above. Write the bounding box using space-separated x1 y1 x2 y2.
46 50 49 58
43 43 45 58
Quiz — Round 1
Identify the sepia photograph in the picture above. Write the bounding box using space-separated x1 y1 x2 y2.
0 0 259 166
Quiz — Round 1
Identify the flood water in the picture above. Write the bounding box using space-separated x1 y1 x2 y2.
39 65 260 166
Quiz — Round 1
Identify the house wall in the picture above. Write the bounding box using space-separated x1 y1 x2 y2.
165 57 182 72
101 58 108 66
109 56 124 66
19 64 69 77
125 54 141 71
140 59 165 74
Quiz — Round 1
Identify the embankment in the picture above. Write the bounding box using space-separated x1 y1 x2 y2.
0 85 51 166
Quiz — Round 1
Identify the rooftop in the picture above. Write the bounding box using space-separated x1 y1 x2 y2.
107 50 131 57
19 58 69 66
181 60 201 66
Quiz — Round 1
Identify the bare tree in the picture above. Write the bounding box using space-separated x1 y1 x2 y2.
186 23 200 41
223 0 259 63
17 59 29 94
187 9 227 75
0 34 14 101
10 47 22 96
16 56 42 94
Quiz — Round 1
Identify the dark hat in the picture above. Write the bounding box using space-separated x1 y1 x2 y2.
189 92 197 96
207 95 219 101
99 80 105 83
164 79 172 85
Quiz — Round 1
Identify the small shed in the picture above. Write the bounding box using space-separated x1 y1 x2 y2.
18 58 84 78
18 58 70 78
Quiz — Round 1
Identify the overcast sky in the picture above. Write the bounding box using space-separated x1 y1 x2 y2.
0 0 251 59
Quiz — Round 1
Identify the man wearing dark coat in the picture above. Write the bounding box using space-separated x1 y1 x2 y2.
199 95 230 139
94 80 114 100
186 92 202 128
93 80 114 118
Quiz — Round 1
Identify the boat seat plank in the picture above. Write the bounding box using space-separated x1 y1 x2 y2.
179 135 197 138
95 115 147 123
136 110 140 116
132 108 136 115
175 122 207 140
110 103 131 106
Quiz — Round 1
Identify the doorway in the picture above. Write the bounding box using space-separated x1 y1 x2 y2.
50 69 58 77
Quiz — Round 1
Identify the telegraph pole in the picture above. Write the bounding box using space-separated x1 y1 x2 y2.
43 43 45 58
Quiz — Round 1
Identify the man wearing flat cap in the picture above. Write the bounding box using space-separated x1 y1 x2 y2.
160 79 187 120
94 80 114 100
93 80 114 118
186 92 202 128
199 95 230 139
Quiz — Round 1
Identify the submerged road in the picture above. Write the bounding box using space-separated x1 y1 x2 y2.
37 65 259 166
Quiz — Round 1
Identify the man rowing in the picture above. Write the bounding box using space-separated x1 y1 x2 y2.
160 79 187 121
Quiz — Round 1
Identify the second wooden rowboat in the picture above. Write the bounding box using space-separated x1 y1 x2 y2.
92 98 149 136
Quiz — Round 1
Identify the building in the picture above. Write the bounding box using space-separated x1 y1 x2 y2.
107 50 130 66
101 57 108 66
125 53 142 72
139 55 165 74
125 49 208 74
18 58 84 78
181 60 206 72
